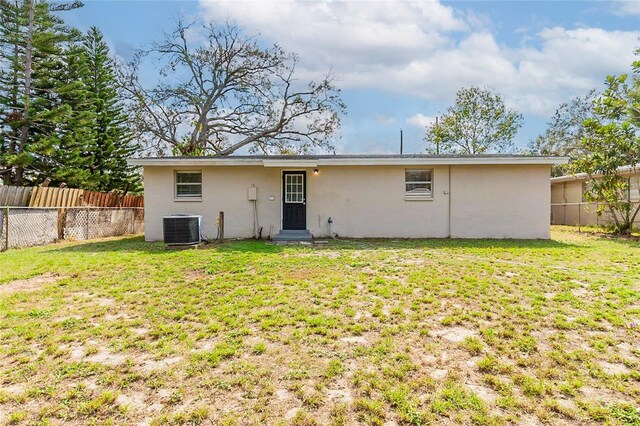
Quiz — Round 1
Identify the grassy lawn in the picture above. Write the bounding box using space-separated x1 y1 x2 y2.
0 226 639 425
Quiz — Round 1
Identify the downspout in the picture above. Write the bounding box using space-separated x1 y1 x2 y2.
448 165 452 238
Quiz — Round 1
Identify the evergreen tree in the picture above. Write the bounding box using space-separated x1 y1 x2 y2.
38 39 95 188
0 0 83 186
81 26 140 192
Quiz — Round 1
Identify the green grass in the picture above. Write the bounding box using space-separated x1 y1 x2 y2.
0 226 639 424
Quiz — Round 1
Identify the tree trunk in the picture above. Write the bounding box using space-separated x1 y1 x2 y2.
2 0 22 185
17 0 35 186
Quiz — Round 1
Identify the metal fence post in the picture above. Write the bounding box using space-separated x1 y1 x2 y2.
578 203 581 233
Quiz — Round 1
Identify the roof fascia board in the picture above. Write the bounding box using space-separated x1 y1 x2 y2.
551 166 640 183
263 160 319 168
315 157 568 166
127 158 263 167
128 156 569 167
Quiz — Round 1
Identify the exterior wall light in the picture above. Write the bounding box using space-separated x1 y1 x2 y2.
314 169 319 175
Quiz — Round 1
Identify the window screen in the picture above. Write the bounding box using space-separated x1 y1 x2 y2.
405 169 433 197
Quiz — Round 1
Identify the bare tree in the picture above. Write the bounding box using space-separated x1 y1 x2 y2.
118 21 345 156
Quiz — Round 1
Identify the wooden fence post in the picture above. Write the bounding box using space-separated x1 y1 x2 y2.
3 207 8 251
219 211 224 242
57 208 66 240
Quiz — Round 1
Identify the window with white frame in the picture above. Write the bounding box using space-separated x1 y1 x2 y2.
175 171 202 198
285 174 304 203
405 169 433 198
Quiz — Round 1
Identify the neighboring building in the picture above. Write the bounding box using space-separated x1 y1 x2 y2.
551 166 640 226
128 154 566 241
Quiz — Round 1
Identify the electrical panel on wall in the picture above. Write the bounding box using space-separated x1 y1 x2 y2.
247 186 257 201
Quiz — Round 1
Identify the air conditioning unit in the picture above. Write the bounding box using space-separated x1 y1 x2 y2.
163 215 202 245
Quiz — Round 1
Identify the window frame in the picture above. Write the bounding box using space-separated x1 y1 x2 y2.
174 170 203 200
404 168 434 200
284 173 305 204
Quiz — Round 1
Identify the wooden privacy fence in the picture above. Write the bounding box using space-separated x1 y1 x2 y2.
0 186 32 206
0 185 143 208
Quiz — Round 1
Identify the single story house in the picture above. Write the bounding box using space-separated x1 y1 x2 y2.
551 165 640 226
128 154 567 241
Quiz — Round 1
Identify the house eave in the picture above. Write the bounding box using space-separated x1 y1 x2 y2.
551 165 640 184
128 155 569 168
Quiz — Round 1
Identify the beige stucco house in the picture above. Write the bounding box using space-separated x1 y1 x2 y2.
129 155 567 241
551 166 640 226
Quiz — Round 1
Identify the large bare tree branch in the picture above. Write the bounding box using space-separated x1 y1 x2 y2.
118 20 344 156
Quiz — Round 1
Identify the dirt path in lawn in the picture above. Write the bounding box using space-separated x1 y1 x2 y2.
0 273 64 295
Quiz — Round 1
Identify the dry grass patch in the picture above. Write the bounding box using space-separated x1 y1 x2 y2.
0 227 639 425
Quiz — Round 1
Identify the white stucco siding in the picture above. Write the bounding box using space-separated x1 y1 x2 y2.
305 166 450 238
143 166 281 242
450 165 551 239
142 163 552 241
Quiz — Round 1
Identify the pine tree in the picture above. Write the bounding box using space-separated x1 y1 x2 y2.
0 0 82 186
39 39 95 188
0 0 27 184
81 26 140 192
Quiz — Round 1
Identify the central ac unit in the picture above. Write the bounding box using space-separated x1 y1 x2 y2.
163 215 202 245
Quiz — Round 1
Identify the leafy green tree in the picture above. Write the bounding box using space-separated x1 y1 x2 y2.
573 49 640 234
424 86 523 155
529 90 598 176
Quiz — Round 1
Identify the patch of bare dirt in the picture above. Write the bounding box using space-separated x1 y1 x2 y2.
519 414 543 426
131 327 148 336
104 312 131 321
466 383 497 403
599 362 630 375
192 339 216 352
275 389 292 401
116 391 147 410
97 298 115 307
580 386 630 403
429 369 448 380
339 336 369 344
85 348 127 366
139 356 183 373
0 273 63 295
432 327 477 343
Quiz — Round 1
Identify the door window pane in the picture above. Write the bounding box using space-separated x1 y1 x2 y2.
285 174 304 203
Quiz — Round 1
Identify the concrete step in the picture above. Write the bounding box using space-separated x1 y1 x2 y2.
272 229 312 241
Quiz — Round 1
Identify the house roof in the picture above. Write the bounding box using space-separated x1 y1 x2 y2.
550 165 640 183
128 154 568 167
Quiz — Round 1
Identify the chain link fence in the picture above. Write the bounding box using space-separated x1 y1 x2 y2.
0 207 144 251
551 202 640 227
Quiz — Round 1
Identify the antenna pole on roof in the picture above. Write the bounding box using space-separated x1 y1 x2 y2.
400 129 403 155
435 117 440 155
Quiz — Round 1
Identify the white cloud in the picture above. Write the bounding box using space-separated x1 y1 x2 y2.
199 0 639 116
375 115 396 126
611 1 640 16
406 113 436 128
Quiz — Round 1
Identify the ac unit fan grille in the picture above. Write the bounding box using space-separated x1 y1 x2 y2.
163 216 201 245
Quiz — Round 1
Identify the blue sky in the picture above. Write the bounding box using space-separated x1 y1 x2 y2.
65 0 640 154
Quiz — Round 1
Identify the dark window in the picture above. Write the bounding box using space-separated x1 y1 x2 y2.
176 171 202 198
